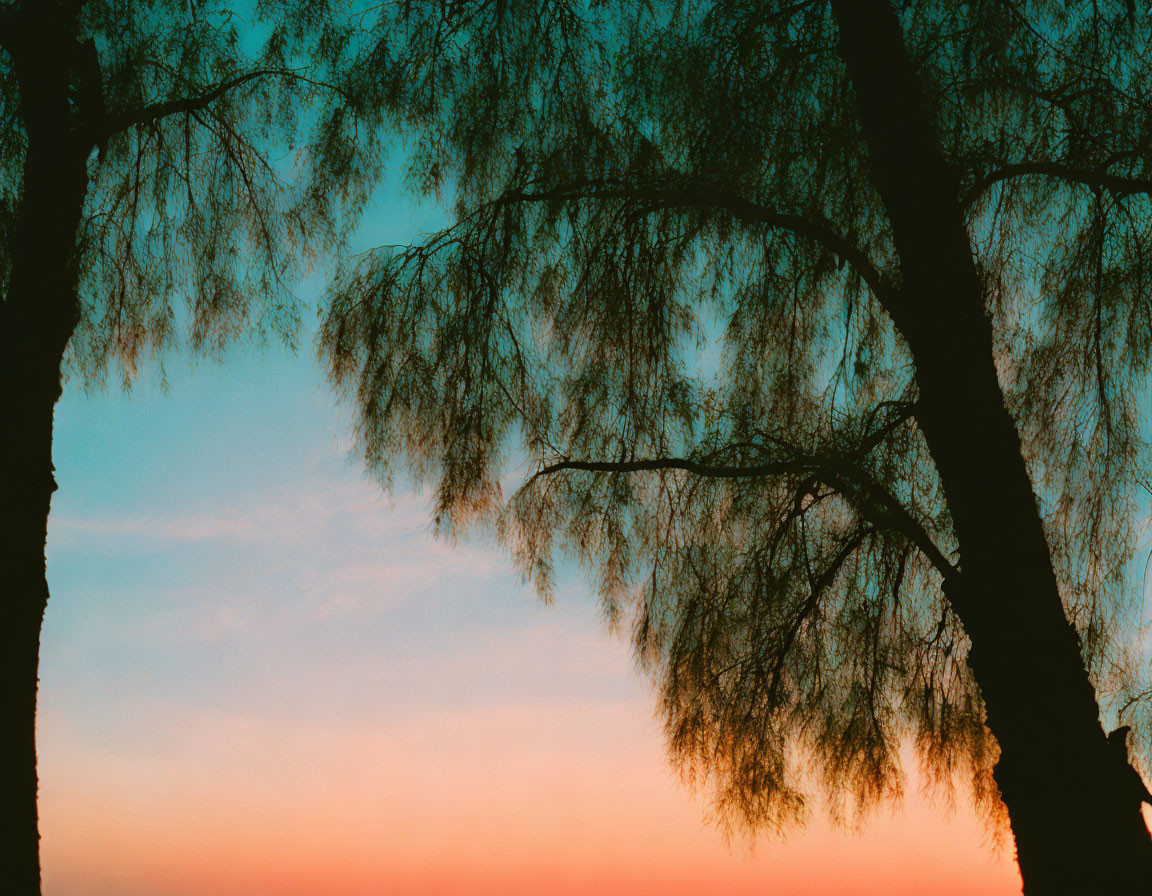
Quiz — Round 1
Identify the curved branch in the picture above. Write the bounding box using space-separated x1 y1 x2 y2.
534 456 806 479
499 181 895 303
963 161 1152 210
817 461 954 579
531 453 957 579
97 68 341 142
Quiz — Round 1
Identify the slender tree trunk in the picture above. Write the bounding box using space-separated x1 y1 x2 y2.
0 8 91 893
829 0 1152 891
0 372 62 896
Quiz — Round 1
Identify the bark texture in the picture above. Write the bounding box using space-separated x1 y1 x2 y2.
829 0 1152 891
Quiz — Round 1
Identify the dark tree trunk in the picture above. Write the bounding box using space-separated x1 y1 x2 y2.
0 8 92 894
829 0 1152 891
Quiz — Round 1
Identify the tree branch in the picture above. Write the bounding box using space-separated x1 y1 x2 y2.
534 456 805 480
817 460 954 580
531 453 956 579
767 525 871 708
97 68 337 142
499 181 895 303
857 400 917 457
963 161 1152 210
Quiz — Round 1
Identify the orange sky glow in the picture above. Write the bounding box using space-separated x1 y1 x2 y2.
39 645 1025 895
38 317 1116 896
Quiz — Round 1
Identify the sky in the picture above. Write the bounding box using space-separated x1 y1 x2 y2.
33 189 1032 896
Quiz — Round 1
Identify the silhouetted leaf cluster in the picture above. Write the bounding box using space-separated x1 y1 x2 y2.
0 0 386 386
323 0 1152 836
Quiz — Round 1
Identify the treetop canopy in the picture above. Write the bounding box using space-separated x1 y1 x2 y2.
321 0 1152 834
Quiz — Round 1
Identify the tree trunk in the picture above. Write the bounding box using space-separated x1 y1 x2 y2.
0 430 57 896
0 9 92 894
829 0 1152 891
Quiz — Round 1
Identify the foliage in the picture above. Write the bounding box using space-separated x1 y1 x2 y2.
323 0 1152 835
0 0 385 385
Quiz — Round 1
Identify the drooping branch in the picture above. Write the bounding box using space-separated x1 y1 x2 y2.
498 181 896 303
766 525 873 709
531 452 956 579
963 160 1152 210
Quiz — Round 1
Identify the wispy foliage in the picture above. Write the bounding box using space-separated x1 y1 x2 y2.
323 0 1152 836
0 0 387 386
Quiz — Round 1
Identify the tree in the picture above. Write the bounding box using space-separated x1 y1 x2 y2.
322 1 1152 890
0 2 381 891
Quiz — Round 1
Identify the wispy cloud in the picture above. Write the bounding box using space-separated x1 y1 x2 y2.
47 473 525 643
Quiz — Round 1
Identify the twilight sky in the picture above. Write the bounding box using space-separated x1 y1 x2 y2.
36 190 1030 896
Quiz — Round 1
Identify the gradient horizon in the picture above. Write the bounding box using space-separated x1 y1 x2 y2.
34 188 1034 896
38 336 1032 896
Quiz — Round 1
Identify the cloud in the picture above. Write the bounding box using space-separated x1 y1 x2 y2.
47 473 526 646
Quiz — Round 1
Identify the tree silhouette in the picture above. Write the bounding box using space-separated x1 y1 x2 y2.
323 1 1152 890
0 2 381 891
